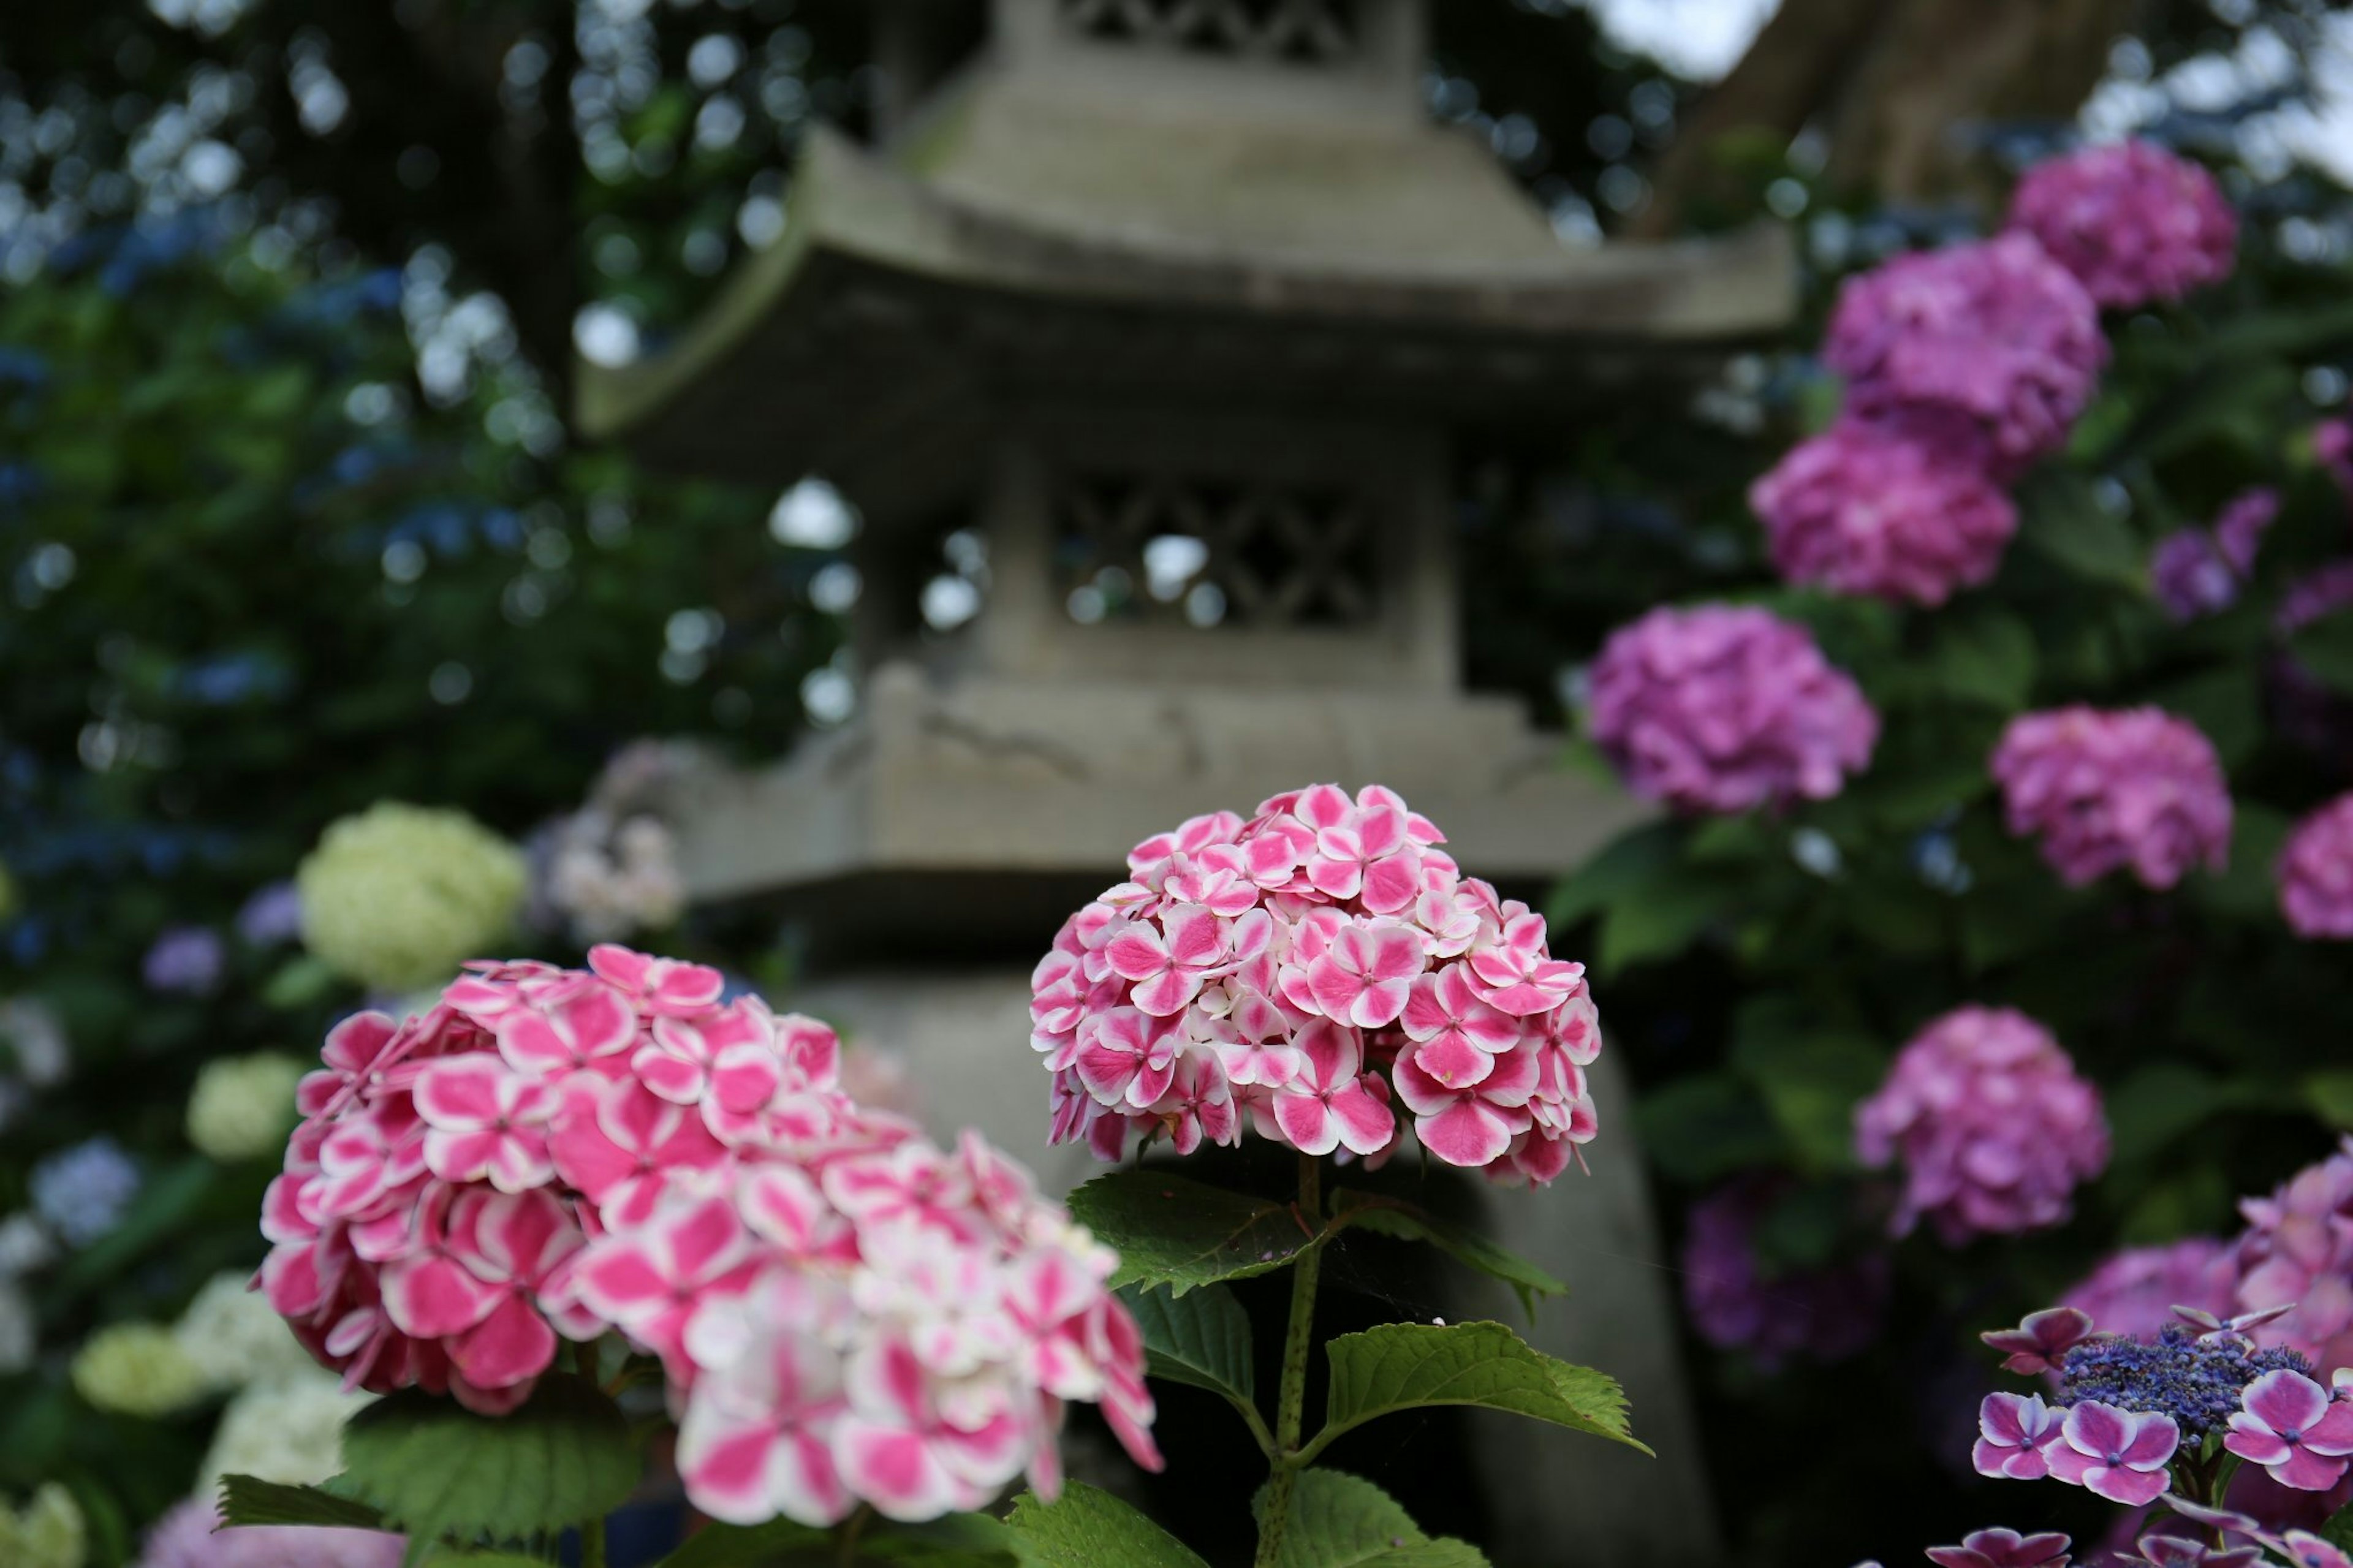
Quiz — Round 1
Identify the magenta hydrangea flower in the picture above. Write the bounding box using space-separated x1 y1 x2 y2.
1854 1006 2109 1244
263 944 1159 1527
2229 1137 2353 1377
1990 706 2232 890
1678 1177 1889 1369
137 1498 404 1568
1032 785 1602 1184
2277 793 2353 940
1824 233 2106 477
1586 604 1878 815
2047 1399 2181 1506
1982 1306 2096 1376
1927 1528 2074 1568
2319 421 2353 503
2061 1238 2238 1344
1749 420 2018 606
2153 489 2279 623
1974 1390 2066 1479
2006 141 2237 309
2224 1369 2353 1493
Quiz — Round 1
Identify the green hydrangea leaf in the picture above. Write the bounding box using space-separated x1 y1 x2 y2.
649 1513 1018 1568
218 1475 387 1532
1251 1468 1491 1567
646 1518 832 1567
1311 1321 1648 1461
1006 1482 1208 1568
333 1374 642 1567
1066 1171 1315 1295
1121 1281 1256 1407
1326 1191 1565 1322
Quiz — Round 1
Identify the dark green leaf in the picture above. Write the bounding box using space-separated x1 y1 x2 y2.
1631 1075 1783 1184
2305 1070 2353 1131
651 1514 1020 1568
1005 1483 1208 1568
648 1518 832 1568
1546 822 1679 930
1929 608 2037 710
335 1375 642 1567
2201 803 2292 922
1730 1013 1884 1174
2288 613 2353 696
1597 871 1729 975
2020 475 2143 588
1067 1171 1315 1295
1252 1469 1491 1567
1121 1282 1256 1407
218 1476 387 1532
2156 665 2263 771
1327 1190 1566 1321
50 1157 215 1303
1312 1321 1648 1459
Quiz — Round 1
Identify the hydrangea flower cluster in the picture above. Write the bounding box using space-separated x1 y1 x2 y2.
2062 1327 2314 1443
1748 420 2018 606
2006 141 2238 309
2231 1138 2353 1376
2063 1239 2238 1344
1823 232 2107 477
2276 795 2353 940
262 944 1157 1526
186 1053 306 1163
2154 489 2280 623
297 803 528 993
1990 707 2233 890
1678 1177 1888 1369
2321 420 2353 503
1586 605 1879 815
528 740 699 944
1032 786 1601 1184
137 1499 401 1568
1854 1006 2109 1244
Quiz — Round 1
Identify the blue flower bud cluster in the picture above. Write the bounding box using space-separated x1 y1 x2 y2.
2061 1325 2312 1439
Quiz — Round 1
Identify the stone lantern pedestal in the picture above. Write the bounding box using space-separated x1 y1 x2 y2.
583 4 1793 1561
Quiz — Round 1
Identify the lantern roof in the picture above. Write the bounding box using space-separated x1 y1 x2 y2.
577 0 1793 485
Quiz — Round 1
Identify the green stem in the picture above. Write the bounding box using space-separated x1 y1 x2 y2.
1254 1153 1325 1568
581 1515 607 1568
835 1504 872 1567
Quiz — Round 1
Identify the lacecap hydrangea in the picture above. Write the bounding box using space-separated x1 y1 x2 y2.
1586 604 1879 816
1031 785 1601 1186
261 944 1157 1527
2061 1238 2236 1345
296 803 528 992
1854 1006 2109 1245
1990 707 2232 890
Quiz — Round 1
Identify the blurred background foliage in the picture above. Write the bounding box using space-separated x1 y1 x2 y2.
2 0 2352 1564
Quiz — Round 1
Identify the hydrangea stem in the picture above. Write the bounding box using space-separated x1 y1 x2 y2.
582 1517 607 1568
1254 1152 1324 1568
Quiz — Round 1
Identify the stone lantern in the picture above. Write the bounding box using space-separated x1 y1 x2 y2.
581 4 1790 1562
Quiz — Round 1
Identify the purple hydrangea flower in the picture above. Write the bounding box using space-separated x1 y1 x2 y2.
1990 706 2232 890
2063 1325 2314 1442
143 925 225 995
2214 488 2281 575
1926 1528 2073 1568
2061 1238 2238 1344
2319 420 2353 503
1678 1177 1889 1369
30 1135 139 1246
1854 1006 2109 1244
137 1498 404 1568
2006 140 2237 309
1585 603 1879 816
1824 233 2107 478
2153 489 2278 623
1749 420 2018 606
235 882 305 947
2278 793 2353 940
2230 1136 2353 1375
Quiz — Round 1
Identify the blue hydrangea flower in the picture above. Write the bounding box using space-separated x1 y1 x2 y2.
142 925 226 995
2061 1325 2313 1441
30 1137 139 1246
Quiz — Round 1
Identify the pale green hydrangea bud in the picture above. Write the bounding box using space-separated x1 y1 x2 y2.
0 1483 85 1568
173 1269 317 1390
199 1369 372 1493
297 802 527 991
185 1053 306 1162
70 1322 209 1417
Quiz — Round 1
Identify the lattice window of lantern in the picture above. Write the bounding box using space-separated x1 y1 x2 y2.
1055 472 1377 631
1058 0 1360 64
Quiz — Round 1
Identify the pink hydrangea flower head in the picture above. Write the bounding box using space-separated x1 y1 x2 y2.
1824 233 2107 476
1990 706 2232 890
2224 1369 2353 1492
2047 1400 2181 1506
2229 1139 2353 1376
1586 604 1879 815
1925 1528 2074 1568
263 944 1158 1514
2277 794 2353 940
1982 1306 2096 1376
1749 420 2019 606
1855 1006 2109 1245
2319 420 2353 502
1033 785 1600 1183
1679 1176 1889 1369
1974 1390 2066 1480
2061 1239 2237 1345
2006 140 2237 309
